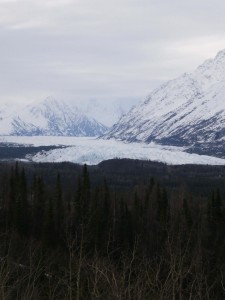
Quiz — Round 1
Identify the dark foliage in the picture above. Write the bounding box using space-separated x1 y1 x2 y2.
0 160 224 298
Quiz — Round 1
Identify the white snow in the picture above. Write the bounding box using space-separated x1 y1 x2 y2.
104 49 225 144
0 97 130 134
1 136 225 166
0 97 107 136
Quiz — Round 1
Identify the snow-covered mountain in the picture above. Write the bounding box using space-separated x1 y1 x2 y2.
0 97 107 136
103 50 225 157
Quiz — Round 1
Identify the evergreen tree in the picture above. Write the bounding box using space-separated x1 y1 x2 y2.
44 196 56 246
82 164 90 217
18 168 29 235
182 198 192 230
55 173 63 239
8 167 16 229
32 175 45 238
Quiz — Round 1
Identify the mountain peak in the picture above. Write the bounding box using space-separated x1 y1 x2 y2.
193 49 225 88
42 96 59 106
41 96 67 109
103 49 225 157
215 49 225 61
0 98 108 137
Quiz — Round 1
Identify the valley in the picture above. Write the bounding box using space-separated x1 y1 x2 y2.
1 136 225 165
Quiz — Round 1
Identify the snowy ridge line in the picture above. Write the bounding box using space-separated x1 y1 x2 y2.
0 97 107 137
103 49 225 158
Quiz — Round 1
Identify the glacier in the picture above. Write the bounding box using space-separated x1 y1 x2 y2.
1 136 225 165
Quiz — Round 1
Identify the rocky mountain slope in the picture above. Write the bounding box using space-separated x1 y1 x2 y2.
0 97 107 136
103 50 225 157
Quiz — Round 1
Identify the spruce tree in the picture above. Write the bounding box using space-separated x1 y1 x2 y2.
55 172 63 239
32 175 45 238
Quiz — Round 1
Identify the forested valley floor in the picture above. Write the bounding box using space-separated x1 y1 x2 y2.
0 159 225 299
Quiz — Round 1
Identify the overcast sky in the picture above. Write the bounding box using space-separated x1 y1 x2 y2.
1 0 225 107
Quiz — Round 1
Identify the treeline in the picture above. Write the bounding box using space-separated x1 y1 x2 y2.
0 163 224 299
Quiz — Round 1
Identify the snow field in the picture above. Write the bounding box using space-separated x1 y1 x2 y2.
1 136 225 166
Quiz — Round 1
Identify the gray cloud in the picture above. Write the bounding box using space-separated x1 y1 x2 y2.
0 0 225 107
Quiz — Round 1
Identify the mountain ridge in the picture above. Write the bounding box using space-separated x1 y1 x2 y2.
0 97 107 137
103 49 225 157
